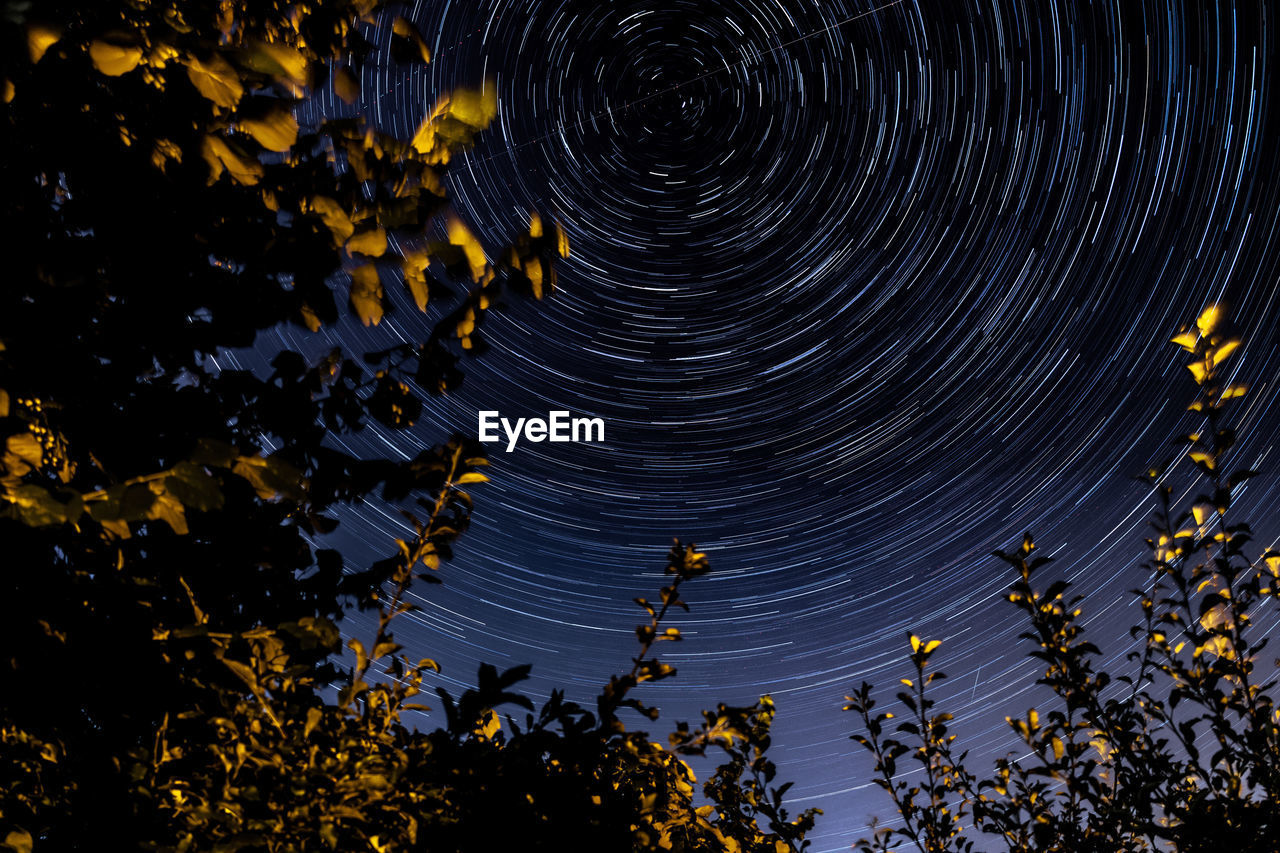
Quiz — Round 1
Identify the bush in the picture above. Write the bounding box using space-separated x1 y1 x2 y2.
848 305 1280 852
0 2 816 851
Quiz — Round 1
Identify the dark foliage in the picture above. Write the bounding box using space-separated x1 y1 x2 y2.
848 305 1280 852
0 2 817 851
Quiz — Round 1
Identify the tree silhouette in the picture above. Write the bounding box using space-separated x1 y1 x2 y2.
1 2 816 851
848 305 1280 853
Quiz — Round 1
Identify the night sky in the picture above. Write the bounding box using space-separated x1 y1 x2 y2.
245 1 1280 848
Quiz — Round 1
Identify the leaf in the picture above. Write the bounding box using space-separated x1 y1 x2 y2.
145 481 189 535
449 82 498 129
3 829 33 853
1212 338 1240 365
185 53 243 108
245 42 308 91
402 251 430 311
300 304 322 332
391 17 431 63
6 433 44 471
230 454 304 500
455 472 488 485
202 135 263 185
1196 304 1223 336
410 83 497 163
333 65 360 104
348 638 368 673
478 709 501 740
222 657 259 691
309 196 354 244
6 484 70 526
346 227 388 258
165 462 224 511
304 707 323 738
349 264 383 326
240 107 298 152
446 215 487 282
27 23 61 63
1170 330 1198 352
89 41 144 76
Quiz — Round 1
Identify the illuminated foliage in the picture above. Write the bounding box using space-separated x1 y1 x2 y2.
848 306 1280 853
0 2 817 851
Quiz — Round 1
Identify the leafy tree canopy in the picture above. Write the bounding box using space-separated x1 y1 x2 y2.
849 305 1280 853
0 2 816 851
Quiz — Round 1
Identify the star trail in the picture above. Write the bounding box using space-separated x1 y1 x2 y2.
287 0 1280 847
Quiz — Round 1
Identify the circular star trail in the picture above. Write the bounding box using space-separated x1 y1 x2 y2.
298 1 1280 847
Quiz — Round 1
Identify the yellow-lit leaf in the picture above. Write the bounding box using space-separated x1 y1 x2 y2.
201 135 263 185
524 257 543 299
334 65 360 104
556 220 570 258
1189 451 1215 470
410 83 497 163
447 215 487 282
300 304 322 332
478 708 500 740
1196 635 1235 660
1051 736 1064 761
185 53 243 107
350 264 383 326
2 79 13 103
100 518 131 539
1221 384 1248 400
456 472 489 485
240 108 298 152
6 433 44 470
28 23 61 63
924 639 942 654
1200 603 1228 631
309 196 354 244
346 227 388 258
4 829 33 853
1196 304 1223 336
304 707 323 737
90 41 144 76
449 81 497 128
402 251 430 311
1187 361 1208 384
528 212 543 238
150 138 183 172
145 483 189 535
1211 338 1240 365
1170 330 1198 352
246 42 308 91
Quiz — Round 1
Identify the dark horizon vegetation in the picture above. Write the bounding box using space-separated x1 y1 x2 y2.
2 2 1279 853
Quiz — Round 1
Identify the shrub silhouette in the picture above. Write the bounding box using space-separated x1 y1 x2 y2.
0 2 817 851
847 304 1280 852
